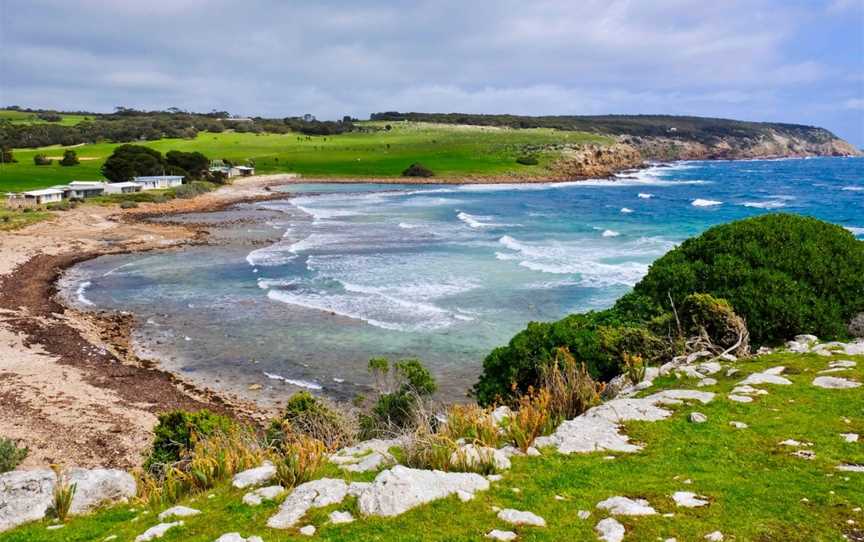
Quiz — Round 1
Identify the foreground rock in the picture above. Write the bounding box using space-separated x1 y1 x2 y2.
596 496 657 516
0 469 55 533
451 444 511 471
214 534 263 542
135 521 183 542
158 505 200 520
596 517 626 542
68 468 137 515
497 508 546 527
358 465 490 517
486 529 518 541
673 491 709 508
267 479 348 529
812 376 861 389
330 438 399 473
242 485 284 506
232 461 276 489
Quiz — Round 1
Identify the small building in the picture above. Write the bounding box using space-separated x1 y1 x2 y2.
209 165 255 178
132 175 184 190
65 181 106 199
104 182 142 194
234 165 255 176
6 188 64 208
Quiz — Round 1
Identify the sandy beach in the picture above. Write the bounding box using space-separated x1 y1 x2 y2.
0 175 295 469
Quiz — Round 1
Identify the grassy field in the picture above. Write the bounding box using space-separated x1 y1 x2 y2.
0 208 52 231
0 109 92 127
4 348 861 541
0 122 611 192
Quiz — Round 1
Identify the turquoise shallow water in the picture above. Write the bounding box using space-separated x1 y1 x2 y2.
61 157 864 401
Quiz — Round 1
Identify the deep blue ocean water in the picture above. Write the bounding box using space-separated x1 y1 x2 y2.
61 157 864 401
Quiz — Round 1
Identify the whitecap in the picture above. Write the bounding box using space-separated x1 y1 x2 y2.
637 193 653 199
398 222 421 229
691 199 722 207
246 244 298 267
841 186 864 192
264 372 323 390
456 211 508 228
75 281 94 306
742 200 786 209
845 226 864 236
620 207 634 214
602 230 620 237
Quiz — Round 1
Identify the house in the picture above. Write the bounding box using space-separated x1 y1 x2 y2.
209 165 255 178
104 182 142 194
234 165 255 176
132 175 184 190
65 181 106 199
6 188 65 208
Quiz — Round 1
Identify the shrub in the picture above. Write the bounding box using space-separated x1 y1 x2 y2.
33 154 52 166
401 163 434 177
266 391 355 451
59 149 79 166
634 214 864 345
145 410 234 470
678 293 749 355
51 467 76 522
171 181 215 199
46 201 71 211
0 437 28 473
272 435 326 489
501 388 553 452
541 347 603 423
119 200 139 209
360 358 437 438
516 155 539 165
440 403 502 448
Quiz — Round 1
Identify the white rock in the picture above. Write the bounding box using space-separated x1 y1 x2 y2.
347 481 371 497
451 444 511 471
486 529 517 541
705 530 724 541
526 446 541 457
739 368 792 386
68 468 136 515
793 450 816 460
829 360 857 368
456 490 473 502
672 491 709 508
836 464 864 473
696 361 722 375
267 478 348 529
491 406 513 426
841 433 859 443
795 334 818 344
697 378 718 387
299 525 316 536
728 395 753 403
731 385 768 396
577 509 591 519
689 412 708 424
232 461 276 489
726 368 740 377
595 517 625 542
779 439 810 447
729 421 748 429
596 496 657 516
135 521 183 542
214 534 263 542
487 474 503 482
497 508 546 527
330 438 400 473
813 376 861 389
0 469 55 533
844 341 864 356
329 510 354 524
242 485 285 506
158 506 200 521
358 466 489 517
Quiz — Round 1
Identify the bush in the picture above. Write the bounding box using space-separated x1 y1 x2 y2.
119 200 139 209
401 163 434 177
501 388 553 452
678 293 749 355
634 214 864 345
46 201 71 211
360 358 437 438
266 391 355 451
272 435 326 489
0 437 28 473
59 149 79 166
51 468 76 522
33 154 52 166
541 347 603 423
145 409 234 470
170 181 215 199
516 155 539 165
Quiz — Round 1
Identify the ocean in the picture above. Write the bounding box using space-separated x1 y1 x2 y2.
60 157 864 402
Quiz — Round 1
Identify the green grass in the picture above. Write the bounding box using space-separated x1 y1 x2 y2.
4 349 862 541
0 208 52 231
0 109 91 126
0 122 611 192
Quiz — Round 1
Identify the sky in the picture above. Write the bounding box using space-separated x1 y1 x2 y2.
1 0 863 145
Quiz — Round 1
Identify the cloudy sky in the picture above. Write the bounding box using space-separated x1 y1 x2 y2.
2 0 863 145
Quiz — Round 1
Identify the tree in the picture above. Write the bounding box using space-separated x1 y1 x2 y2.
59 149 80 166
101 144 165 182
33 154 52 166
0 147 16 164
165 150 209 179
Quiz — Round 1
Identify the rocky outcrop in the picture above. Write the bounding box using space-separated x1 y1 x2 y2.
68 468 136 515
267 478 349 529
357 466 490 517
0 469 55 533
231 462 276 489
552 143 645 178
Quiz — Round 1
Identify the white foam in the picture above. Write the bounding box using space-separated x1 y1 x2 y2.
637 193 653 199
620 207 634 214
264 372 323 390
457 211 507 229
75 281 94 306
246 245 298 267
846 226 864 236
841 186 863 191
692 199 722 207
602 230 620 237
742 200 786 209
398 222 421 229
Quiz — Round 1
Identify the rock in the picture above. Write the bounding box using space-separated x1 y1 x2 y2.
577 509 591 519
242 485 285 506
299 525 316 536
697 378 718 387
728 394 753 403
829 360 856 368
135 521 183 542
695 361 722 375
792 450 816 460
813 376 861 389
836 464 864 473
526 446 541 457
689 412 708 424
841 433 859 443
491 406 512 426
739 368 792 386
358 466 489 517
595 517 626 542
497 508 546 527
672 491 709 508
329 510 354 524
267 478 348 529
729 421 748 429
214 534 263 542
795 334 818 345
779 439 811 447
844 341 864 356
330 439 400 473
347 481 371 497
756 346 772 356
0 469 55 533
726 367 740 377
451 444 511 471
158 506 200 520
486 530 517 541
596 496 656 515
68 468 136 515
487 474 503 482
704 530 724 541
731 385 768 396
456 490 474 502
232 461 276 489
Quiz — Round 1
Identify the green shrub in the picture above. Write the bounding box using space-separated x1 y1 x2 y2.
0 437 28 473
266 391 354 451
46 201 71 211
360 358 437 438
33 154 52 166
145 409 234 470
119 200 139 209
170 181 216 199
401 163 434 177
634 214 864 345
516 155 539 165
678 293 749 353
59 149 79 166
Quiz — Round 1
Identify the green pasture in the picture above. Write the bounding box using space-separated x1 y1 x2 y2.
0 109 92 127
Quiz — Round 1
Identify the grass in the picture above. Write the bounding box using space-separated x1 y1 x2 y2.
0 122 611 192
0 109 91 126
4 348 862 541
0 208 52 231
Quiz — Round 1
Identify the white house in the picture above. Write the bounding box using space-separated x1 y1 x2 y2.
6 188 65 208
209 165 255 178
234 165 255 176
132 175 184 190
104 182 142 194
64 181 106 199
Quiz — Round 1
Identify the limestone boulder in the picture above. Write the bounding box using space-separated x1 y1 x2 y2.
358 465 489 517
68 468 136 515
0 469 56 533
267 478 348 529
232 461 276 489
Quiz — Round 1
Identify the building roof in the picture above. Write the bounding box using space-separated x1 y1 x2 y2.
109 182 141 188
23 189 64 196
235 166 254 171
133 175 184 181
69 180 106 187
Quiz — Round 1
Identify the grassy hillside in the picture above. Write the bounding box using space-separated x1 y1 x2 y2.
0 109 91 127
4 347 862 541
0 123 609 192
